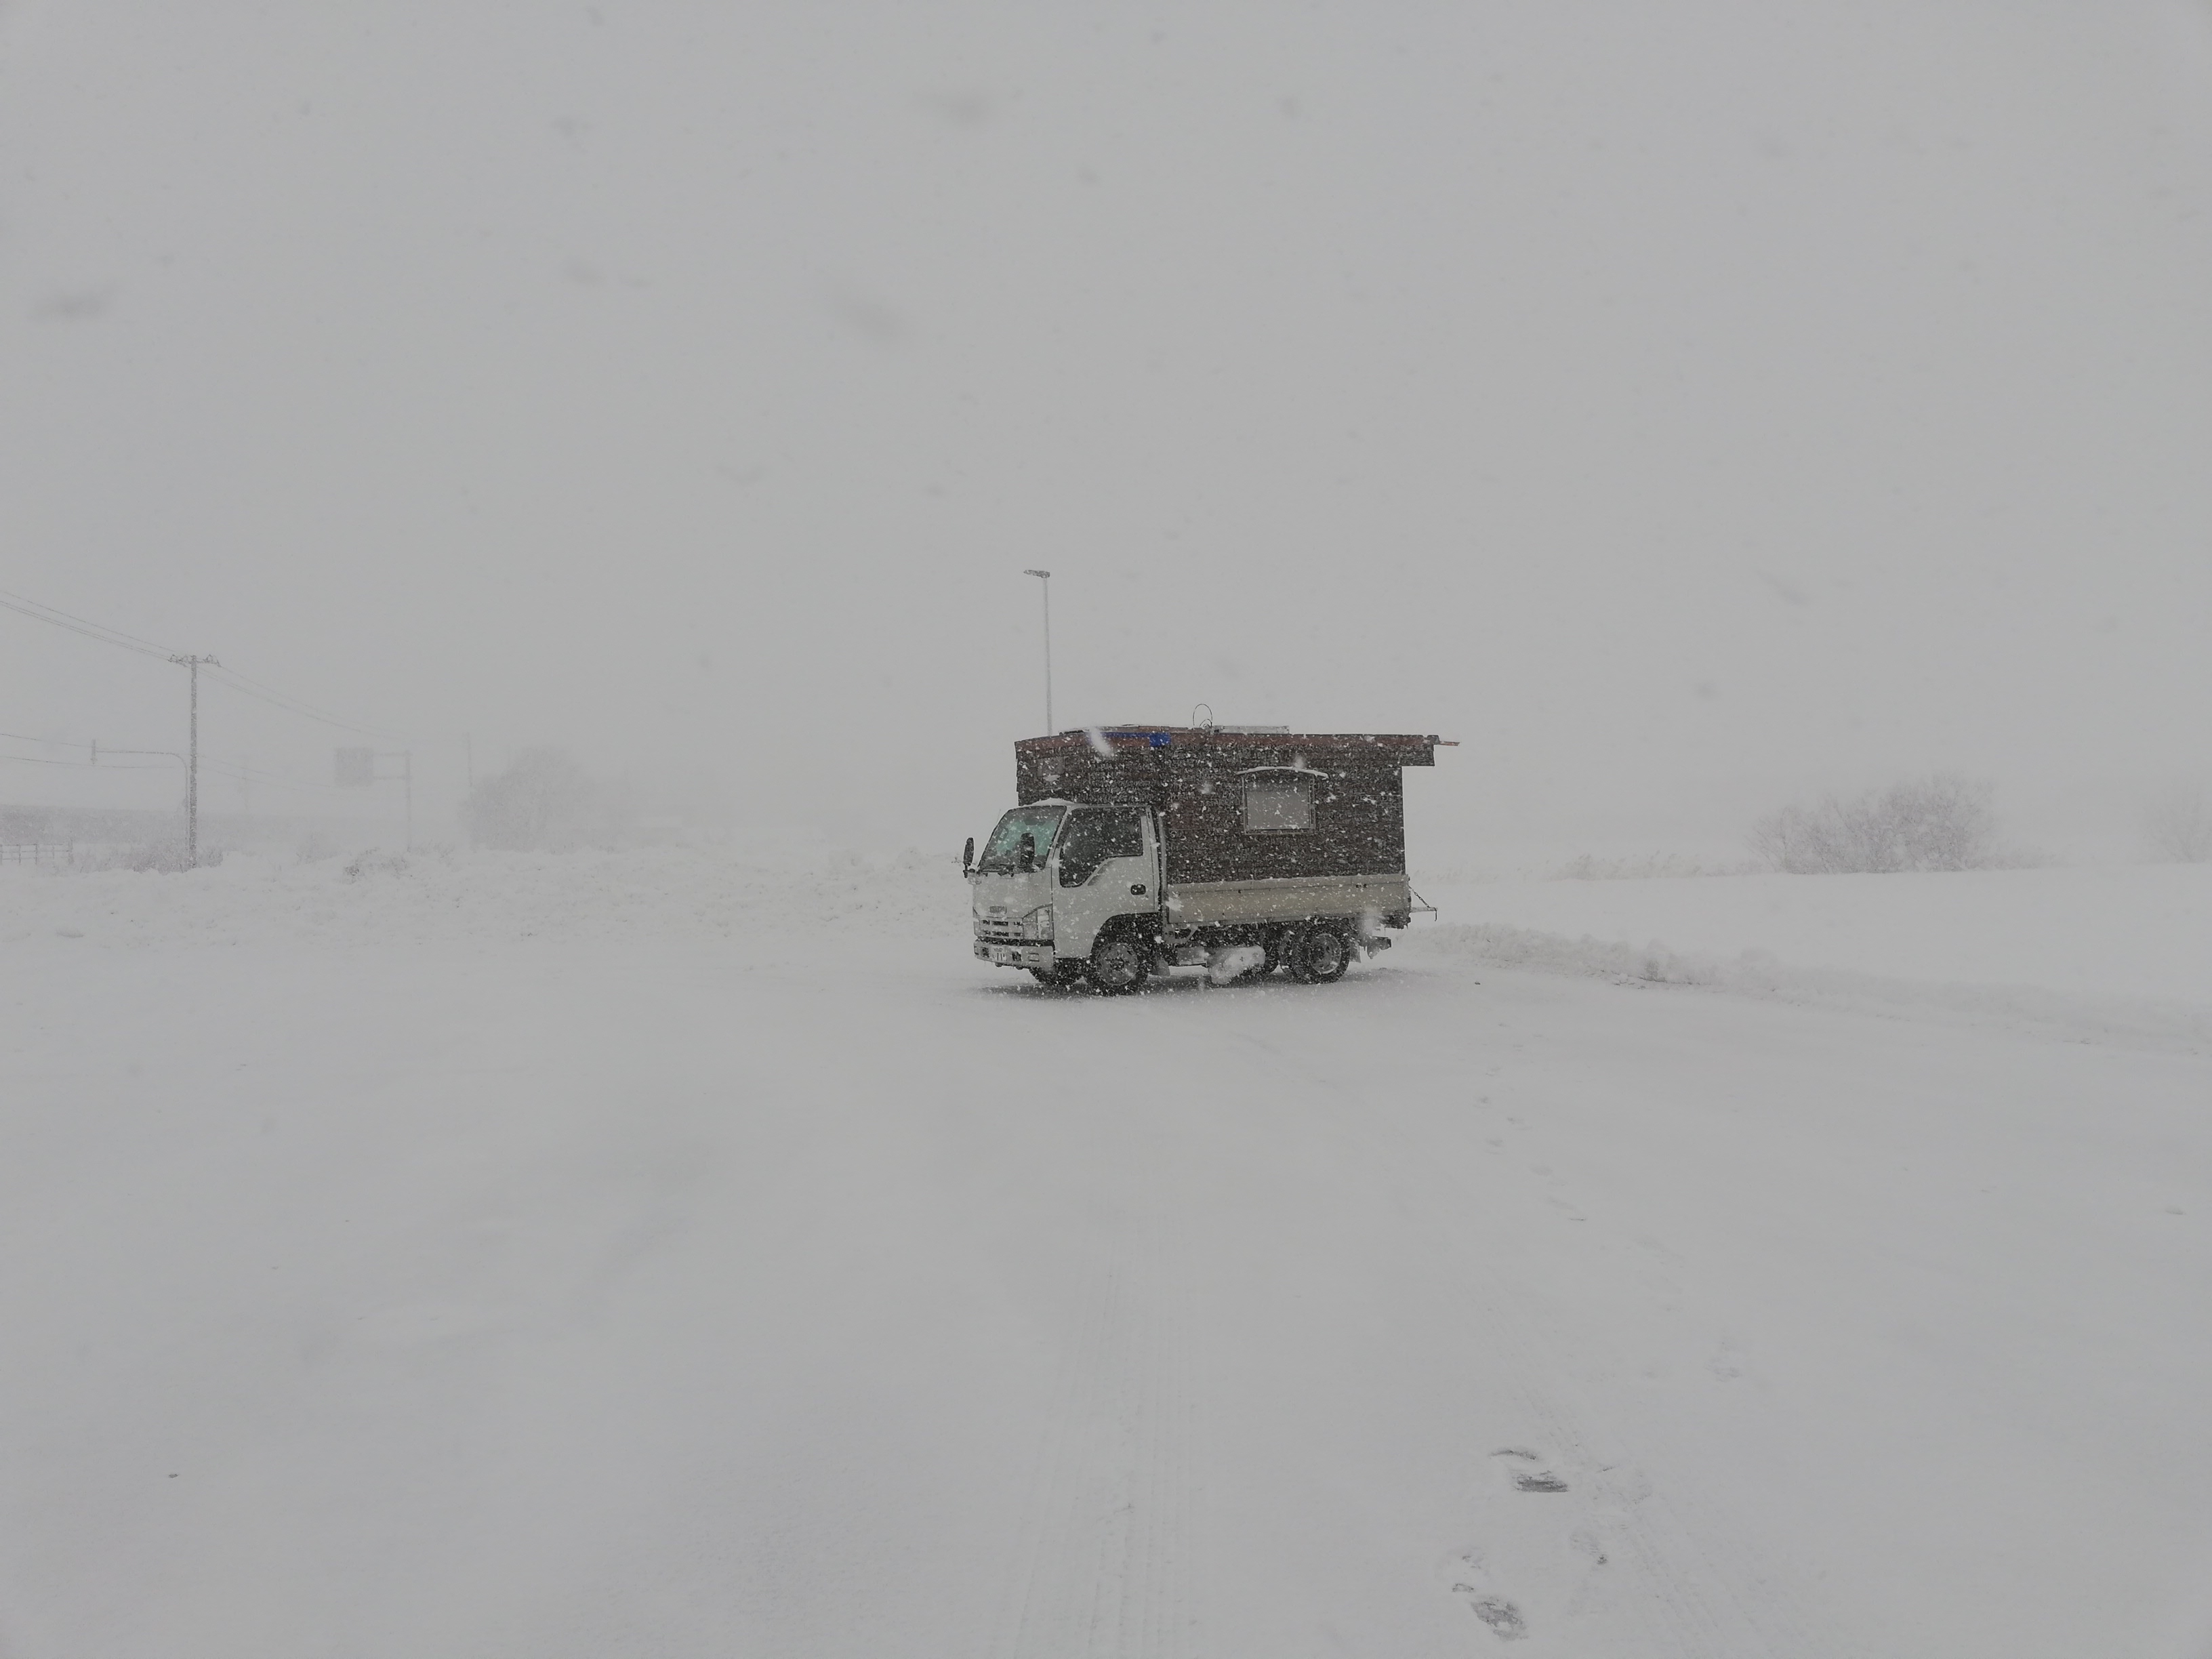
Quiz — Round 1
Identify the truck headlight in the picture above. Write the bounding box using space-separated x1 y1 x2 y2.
1023 905 1054 941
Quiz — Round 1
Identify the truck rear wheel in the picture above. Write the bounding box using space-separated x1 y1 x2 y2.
1288 926 1350 985
1086 932 1148 995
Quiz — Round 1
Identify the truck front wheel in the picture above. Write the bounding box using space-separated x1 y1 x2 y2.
1288 926 1351 985
1086 932 1148 995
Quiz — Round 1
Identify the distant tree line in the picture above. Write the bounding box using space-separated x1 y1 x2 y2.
464 749 628 852
2143 784 2212 863
1750 775 1998 874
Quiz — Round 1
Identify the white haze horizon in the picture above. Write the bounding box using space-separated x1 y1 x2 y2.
4 2 2210 862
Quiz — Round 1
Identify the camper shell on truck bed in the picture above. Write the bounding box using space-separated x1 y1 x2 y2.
1017 728 1435 884
970 726 1443 991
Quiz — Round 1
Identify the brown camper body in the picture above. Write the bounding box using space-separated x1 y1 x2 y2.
1016 728 1434 884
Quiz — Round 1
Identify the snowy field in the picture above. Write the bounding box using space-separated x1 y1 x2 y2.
4 849 2210 1657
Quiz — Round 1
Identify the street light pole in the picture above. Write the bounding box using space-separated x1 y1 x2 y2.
1022 568 1052 735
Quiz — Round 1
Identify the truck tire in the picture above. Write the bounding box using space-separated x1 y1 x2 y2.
1288 926 1350 985
1086 930 1148 995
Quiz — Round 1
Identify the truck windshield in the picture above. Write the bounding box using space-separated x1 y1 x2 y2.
977 805 1065 874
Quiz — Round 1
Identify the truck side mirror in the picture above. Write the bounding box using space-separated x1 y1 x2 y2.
1017 833 1036 873
962 836 975 876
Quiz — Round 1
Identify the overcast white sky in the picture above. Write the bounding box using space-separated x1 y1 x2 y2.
3 1 2209 854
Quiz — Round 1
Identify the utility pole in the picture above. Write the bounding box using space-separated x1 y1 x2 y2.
168 654 219 867
1023 569 1052 735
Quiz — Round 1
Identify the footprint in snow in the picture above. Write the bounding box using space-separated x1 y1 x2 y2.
1467 1594 1528 1641
1442 1549 1529 1641
1492 1446 1570 1493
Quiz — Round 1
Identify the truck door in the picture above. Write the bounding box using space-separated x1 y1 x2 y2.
1049 805 1159 960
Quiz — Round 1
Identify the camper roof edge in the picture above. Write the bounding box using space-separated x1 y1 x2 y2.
1014 728 1447 765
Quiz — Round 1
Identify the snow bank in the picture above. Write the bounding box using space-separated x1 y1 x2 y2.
1403 920 2212 1053
1415 863 2212 1006
0 845 968 948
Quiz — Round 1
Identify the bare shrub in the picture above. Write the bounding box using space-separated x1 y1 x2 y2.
464 749 628 851
343 850 411 881
67 840 216 873
1751 775 1996 874
2143 785 2212 863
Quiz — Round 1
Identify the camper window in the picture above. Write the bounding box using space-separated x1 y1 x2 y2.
1242 782 1313 833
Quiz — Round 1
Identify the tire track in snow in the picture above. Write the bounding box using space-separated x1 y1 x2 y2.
989 1090 1200 1659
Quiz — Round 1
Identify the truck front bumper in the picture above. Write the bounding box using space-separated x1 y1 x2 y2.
976 941 1056 968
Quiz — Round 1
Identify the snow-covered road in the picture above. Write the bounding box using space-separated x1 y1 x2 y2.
4 917 2209 1656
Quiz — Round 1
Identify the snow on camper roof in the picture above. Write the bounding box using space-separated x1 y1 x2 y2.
1015 727 1446 764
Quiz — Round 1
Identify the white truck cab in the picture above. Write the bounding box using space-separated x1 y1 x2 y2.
968 801 1161 989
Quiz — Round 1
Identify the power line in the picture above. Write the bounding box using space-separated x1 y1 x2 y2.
199 764 334 794
0 728 90 748
0 745 331 790
0 750 171 770
206 662 329 705
207 758 300 781
0 742 337 786
5 722 333 783
202 665 405 741
0 581 408 742
0 593 176 661
0 586 182 656
194 752 319 783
